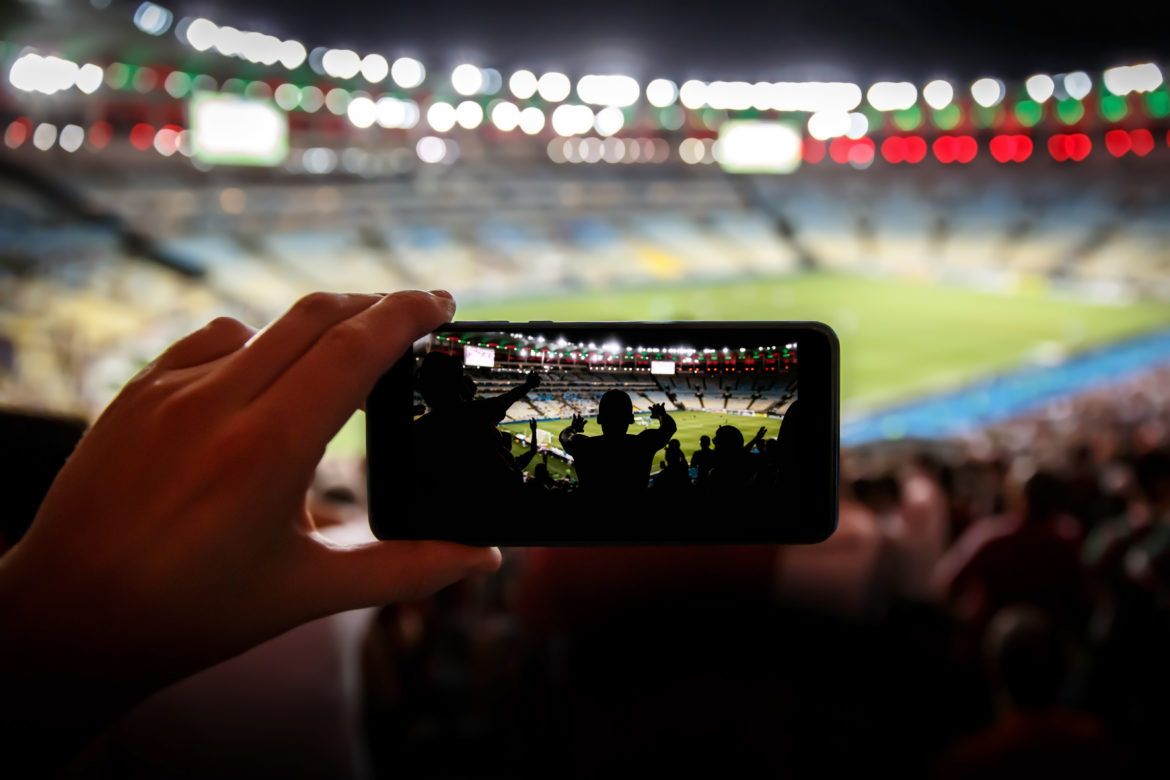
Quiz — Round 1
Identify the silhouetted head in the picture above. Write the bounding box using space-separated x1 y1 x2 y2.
699 435 711 450
534 463 550 483
416 352 473 408
666 439 681 453
984 606 1066 712
1135 448 1170 509
1023 470 1066 525
597 390 634 433
713 425 744 453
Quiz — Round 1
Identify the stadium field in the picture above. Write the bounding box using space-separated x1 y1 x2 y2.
458 273 1170 409
499 410 780 480
326 273 1170 459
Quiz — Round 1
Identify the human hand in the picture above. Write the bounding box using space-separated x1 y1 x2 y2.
650 403 665 419
0 291 501 753
529 418 538 439
525 370 542 389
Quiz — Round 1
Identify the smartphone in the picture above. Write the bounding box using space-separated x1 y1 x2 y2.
366 321 838 545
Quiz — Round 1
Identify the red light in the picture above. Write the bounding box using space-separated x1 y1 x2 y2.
1048 133 1091 162
802 138 826 163
88 121 112 149
828 137 874 165
1130 129 1154 157
904 136 927 163
1105 129 1131 157
4 119 29 149
932 135 977 164
989 134 1033 163
129 123 154 151
881 137 905 163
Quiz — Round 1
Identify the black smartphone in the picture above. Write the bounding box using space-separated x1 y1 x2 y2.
366 321 838 545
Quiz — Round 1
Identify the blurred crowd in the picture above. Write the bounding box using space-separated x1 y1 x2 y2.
354 364 1170 778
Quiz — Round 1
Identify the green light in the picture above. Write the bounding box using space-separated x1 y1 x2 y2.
932 104 961 130
1099 94 1128 122
657 105 684 130
1145 89 1170 118
1013 99 1043 127
971 104 1003 129
1056 99 1084 125
105 62 130 90
892 105 922 131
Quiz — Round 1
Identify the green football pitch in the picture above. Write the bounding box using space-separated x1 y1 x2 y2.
326 273 1170 458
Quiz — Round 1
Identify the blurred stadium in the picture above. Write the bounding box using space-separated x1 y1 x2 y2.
5 0 1170 777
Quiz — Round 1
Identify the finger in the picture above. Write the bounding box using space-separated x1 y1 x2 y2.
216 292 385 403
251 290 455 460
155 317 256 371
307 540 502 612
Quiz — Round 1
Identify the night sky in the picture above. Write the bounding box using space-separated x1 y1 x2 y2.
164 0 1170 82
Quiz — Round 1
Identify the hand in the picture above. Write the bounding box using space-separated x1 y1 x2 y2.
650 403 665 420
571 413 587 432
529 418 538 441
758 426 768 439
0 290 501 755
525 371 541 389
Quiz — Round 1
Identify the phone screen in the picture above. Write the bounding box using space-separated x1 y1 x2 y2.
367 322 837 545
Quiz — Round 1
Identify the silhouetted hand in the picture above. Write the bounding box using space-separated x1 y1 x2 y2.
650 403 666 420
529 418 538 441
758 426 768 439
0 290 501 760
571 413 587 432
524 371 542 390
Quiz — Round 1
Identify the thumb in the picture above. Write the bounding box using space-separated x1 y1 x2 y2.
307 540 502 613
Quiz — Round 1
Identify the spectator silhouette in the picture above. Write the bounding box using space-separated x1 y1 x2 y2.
653 439 692 493
691 435 715 485
559 392 676 499
412 352 541 498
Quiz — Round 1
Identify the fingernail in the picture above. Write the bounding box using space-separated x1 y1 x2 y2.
430 289 453 300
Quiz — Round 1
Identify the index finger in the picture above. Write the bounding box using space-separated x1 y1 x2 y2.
250 289 455 462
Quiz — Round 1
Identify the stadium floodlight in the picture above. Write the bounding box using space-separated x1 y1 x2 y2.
518 106 545 134
9 53 79 95
807 110 850 140
922 79 953 109
845 112 869 139
551 104 594 136
490 100 521 131
391 57 425 88
279 40 307 69
32 123 57 150
1103 63 1162 95
576 74 640 107
452 64 484 95
346 96 377 128
300 85 325 112
679 79 706 109
1025 74 1055 102
768 82 862 113
185 18 217 50
75 63 104 94
970 77 1005 107
594 106 624 137
426 101 457 132
322 49 362 79
646 78 678 107
361 54 389 83
866 81 917 111
134 2 173 36
455 100 484 129
705 81 755 111
537 72 571 102
1063 71 1092 100
509 69 538 99
58 124 84 152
